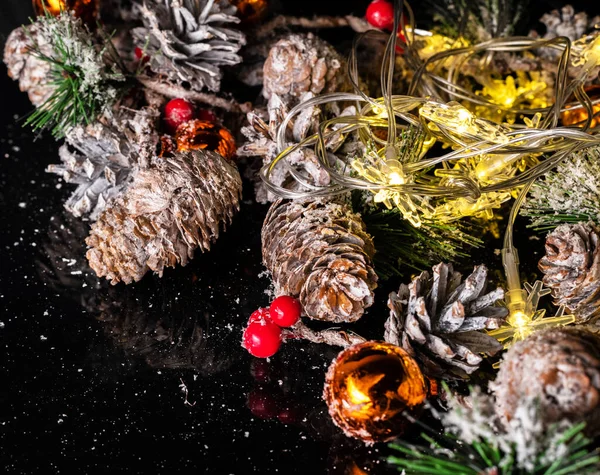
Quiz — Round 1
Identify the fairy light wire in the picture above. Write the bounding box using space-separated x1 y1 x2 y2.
260 2 600 223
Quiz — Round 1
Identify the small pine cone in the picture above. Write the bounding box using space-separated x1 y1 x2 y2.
238 94 335 203
3 23 54 106
262 33 344 102
491 327 600 435
385 263 507 379
86 149 242 284
132 0 246 92
539 223 600 323
48 106 160 220
262 199 377 323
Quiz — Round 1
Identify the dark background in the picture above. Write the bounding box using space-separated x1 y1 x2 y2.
1 1 600 474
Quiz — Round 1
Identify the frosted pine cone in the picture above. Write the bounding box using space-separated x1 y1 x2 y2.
491 327 600 435
262 199 377 323
48 106 161 220
132 0 246 92
262 33 344 102
3 22 54 106
238 94 341 203
86 149 242 284
538 5 598 42
386 263 507 379
539 223 600 323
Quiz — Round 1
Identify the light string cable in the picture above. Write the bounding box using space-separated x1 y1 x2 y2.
260 0 600 222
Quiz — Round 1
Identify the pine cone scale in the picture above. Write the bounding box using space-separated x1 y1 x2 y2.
262 199 377 323
386 263 507 379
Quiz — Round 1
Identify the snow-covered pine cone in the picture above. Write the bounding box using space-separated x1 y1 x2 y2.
262 33 345 102
539 223 600 323
385 263 507 379
3 22 54 106
238 94 337 203
262 199 377 323
132 0 246 92
491 327 600 435
48 106 161 220
86 149 242 284
538 5 599 42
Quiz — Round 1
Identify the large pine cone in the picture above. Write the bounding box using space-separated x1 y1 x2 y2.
4 23 54 106
539 222 600 323
262 33 344 102
132 0 246 92
48 106 160 220
491 327 600 435
262 199 377 323
386 263 507 379
86 150 242 284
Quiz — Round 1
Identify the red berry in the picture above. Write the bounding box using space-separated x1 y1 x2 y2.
247 388 279 419
134 46 150 64
248 307 271 325
196 109 218 123
366 0 395 31
243 321 282 358
269 296 301 327
164 98 196 134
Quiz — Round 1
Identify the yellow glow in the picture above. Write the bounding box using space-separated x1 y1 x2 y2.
389 172 405 185
508 310 528 328
45 0 67 14
346 376 372 405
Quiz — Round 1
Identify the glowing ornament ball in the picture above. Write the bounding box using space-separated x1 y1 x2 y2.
175 119 237 161
33 0 98 25
323 341 427 444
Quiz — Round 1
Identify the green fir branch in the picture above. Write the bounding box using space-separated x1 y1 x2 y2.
521 146 600 231
24 11 125 138
387 386 600 475
361 204 482 280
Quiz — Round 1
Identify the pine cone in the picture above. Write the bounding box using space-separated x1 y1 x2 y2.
385 263 507 379
539 223 600 323
3 23 54 106
538 5 598 42
238 94 338 203
132 0 246 92
262 33 345 102
48 106 161 220
86 149 242 284
262 199 377 323
491 327 600 435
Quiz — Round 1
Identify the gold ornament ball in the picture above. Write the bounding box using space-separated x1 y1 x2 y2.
33 0 99 25
175 119 237 161
323 341 427 444
230 0 269 24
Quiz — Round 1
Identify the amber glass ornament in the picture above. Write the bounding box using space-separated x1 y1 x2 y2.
230 0 268 25
175 119 236 161
561 85 600 128
33 0 98 25
323 341 427 444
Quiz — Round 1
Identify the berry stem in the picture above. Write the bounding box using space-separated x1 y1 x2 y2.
282 321 366 348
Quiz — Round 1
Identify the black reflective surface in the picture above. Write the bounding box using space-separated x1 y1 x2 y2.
2 1 599 473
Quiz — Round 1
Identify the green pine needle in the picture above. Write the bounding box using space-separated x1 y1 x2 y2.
360 204 482 280
521 146 600 230
23 11 125 138
387 422 599 475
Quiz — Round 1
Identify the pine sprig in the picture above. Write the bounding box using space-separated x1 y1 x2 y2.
360 204 482 280
521 146 600 230
387 386 600 475
24 11 125 137
388 421 599 474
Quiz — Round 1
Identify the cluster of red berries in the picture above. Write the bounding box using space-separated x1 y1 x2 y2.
163 98 217 134
365 0 406 53
242 296 302 358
